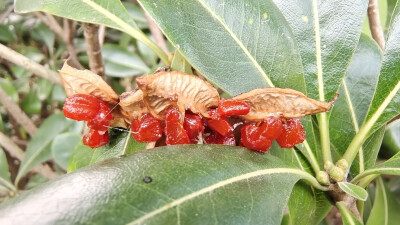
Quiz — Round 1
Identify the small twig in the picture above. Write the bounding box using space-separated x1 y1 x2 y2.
0 43 61 84
63 19 83 69
0 5 14 24
0 132 58 180
368 0 385 50
83 23 105 77
0 86 37 137
98 25 106 47
144 12 169 54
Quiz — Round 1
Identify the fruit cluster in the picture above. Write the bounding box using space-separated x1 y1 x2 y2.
63 94 112 148
63 94 306 152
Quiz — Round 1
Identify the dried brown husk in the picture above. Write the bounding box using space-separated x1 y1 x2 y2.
59 60 119 105
119 89 149 124
234 88 337 121
136 71 220 119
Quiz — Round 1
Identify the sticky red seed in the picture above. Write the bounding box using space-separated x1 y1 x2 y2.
87 102 113 132
217 99 250 117
260 116 283 140
276 119 306 148
164 107 190 145
204 131 236 146
131 113 163 143
183 113 204 143
207 117 234 137
240 123 273 152
63 94 101 121
83 129 109 148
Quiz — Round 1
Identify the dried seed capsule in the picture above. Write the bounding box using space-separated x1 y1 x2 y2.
136 71 220 119
63 94 101 121
233 88 337 121
119 89 149 124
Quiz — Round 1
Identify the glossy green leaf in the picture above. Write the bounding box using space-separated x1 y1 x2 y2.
122 2 148 29
338 182 368 201
382 119 400 157
67 129 146 172
366 177 400 225
0 147 14 191
14 0 168 64
336 201 363 225
102 44 150 77
273 0 368 101
21 90 42 115
360 3 400 136
51 132 81 170
352 151 400 184
15 113 74 184
138 0 307 96
0 145 318 225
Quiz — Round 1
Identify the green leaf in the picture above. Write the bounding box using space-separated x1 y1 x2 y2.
352 151 400 184
14 0 168 64
31 23 55 55
37 78 53 101
336 201 363 225
21 90 42 115
102 44 150 77
338 182 368 201
0 24 15 43
0 145 317 224
122 2 148 29
355 3 400 140
170 50 192 74
0 78 18 103
67 129 146 172
0 147 14 191
51 132 81 170
382 119 400 158
366 177 400 225
15 113 74 184
138 0 306 96
272 0 368 101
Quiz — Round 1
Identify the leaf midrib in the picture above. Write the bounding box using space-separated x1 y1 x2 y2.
194 0 274 88
127 168 310 224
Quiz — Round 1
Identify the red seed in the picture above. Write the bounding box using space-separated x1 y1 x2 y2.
83 129 109 148
164 107 190 145
260 116 283 140
217 99 250 117
63 94 101 121
183 113 204 143
131 113 163 143
207 118 234 137
204 132 236 146
87 102 113 132
240 123 273 152
276 119 306 148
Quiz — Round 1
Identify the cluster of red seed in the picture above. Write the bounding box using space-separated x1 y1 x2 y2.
63 94 112 148
63 94 306 152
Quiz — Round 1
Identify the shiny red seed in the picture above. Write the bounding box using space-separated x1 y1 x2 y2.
83 129 109 148
183 113 204 143
165 107 190 145
260 116 283 140
240 123 273 152
87 102 113 132
63 94 101 121
131 113 163 143
207 118 234 137
204 132 236 146
217 99 250 117
276 119 306 148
